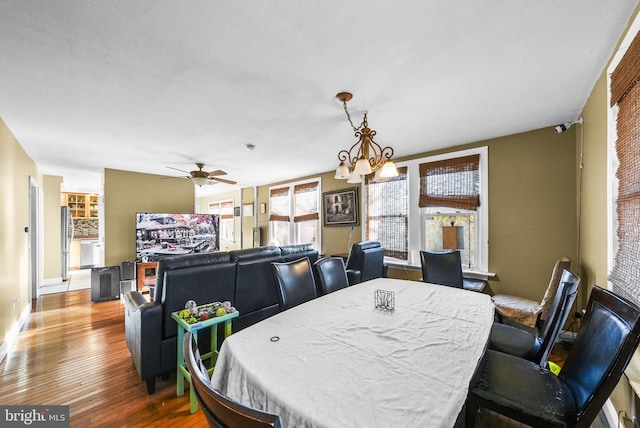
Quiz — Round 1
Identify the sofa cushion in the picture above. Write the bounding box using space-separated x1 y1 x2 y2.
233 254 283 317
155 252 231 302
229 246 281 262
161 262 236 339
279 244 319 264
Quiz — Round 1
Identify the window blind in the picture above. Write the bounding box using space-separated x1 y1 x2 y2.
294 182 319 222
220 201 234 220
609 29 640 307
365 166 408 260
419 154 480 210
269 187 290 222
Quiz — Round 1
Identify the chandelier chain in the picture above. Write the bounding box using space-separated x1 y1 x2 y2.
342 99 366 132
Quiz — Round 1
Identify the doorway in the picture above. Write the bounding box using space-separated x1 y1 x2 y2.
29 176 42 300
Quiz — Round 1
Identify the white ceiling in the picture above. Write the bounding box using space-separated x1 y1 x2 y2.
0 1 637 196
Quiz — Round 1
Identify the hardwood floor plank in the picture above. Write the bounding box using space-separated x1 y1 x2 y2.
1 289 206 427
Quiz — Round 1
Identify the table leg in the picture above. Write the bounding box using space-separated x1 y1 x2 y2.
176 327 185 397
225 319 233 338
188 330 200 413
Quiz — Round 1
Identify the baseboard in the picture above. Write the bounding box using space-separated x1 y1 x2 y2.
603 398 618 427
0 303 31 364
43 276 63 286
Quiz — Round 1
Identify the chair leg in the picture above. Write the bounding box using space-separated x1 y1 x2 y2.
465 396 478 428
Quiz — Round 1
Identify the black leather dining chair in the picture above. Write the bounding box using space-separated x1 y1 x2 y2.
183 331 282 428
488 269 579 367
313 256 349 295
419 250 464 288
466 285 640 428
271 257 318 311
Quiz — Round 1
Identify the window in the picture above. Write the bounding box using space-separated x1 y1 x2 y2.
608 26 640 307
419 154 480 269
363 147 488 272
269 179 321 248
208 200 234 243
364 167 408 260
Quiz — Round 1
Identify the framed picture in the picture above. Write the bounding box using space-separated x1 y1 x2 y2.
323 187 359 227
243 202 254 216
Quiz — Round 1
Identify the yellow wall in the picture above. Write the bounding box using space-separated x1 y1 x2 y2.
578 72 610 307
484 127 577 300
0 117 39 354
103 168 195 266
42 175 63 280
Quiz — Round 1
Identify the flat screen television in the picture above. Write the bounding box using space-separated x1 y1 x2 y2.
136 212 220 259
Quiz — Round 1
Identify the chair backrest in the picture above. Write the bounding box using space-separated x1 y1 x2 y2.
271 257 318 311
419 250 463 288
538 256 571 321
345 241 386 283
183 332 281 428
559 286 640 425
533 269 579 366
313 257 349 295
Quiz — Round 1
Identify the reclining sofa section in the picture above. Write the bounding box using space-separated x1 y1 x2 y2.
124 244 318 394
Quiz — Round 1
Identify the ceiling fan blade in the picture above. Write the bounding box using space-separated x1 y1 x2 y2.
160 175 189 180
211 177 237 185
206 169 227 177
166 166 191 174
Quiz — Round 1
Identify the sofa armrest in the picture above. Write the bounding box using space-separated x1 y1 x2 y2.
346 269 361 286
124 291 163 389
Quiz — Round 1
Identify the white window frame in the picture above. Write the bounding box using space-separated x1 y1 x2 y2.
268 177 322 249
208 199 235 244
364 146 489 274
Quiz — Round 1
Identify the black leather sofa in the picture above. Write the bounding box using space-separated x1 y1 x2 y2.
124 244 318 394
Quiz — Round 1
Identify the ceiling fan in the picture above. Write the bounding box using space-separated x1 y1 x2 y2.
166 162 237 186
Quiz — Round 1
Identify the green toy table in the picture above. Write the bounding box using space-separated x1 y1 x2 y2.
171 308 239 413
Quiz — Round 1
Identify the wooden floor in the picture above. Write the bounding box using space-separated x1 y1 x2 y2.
0 289 606 428
0 289 207 428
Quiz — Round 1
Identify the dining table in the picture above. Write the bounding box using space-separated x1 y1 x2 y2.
210 277 495 428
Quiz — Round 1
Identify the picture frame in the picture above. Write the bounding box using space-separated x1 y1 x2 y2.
243 202 254 216
323 187 359 227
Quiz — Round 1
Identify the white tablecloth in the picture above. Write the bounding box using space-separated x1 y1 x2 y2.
211 278 494 428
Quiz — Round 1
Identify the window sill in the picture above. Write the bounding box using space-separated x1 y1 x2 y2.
385 258 496 281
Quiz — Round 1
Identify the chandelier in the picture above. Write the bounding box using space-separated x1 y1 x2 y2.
334 92 398 183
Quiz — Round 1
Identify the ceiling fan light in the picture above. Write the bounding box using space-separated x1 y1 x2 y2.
379 160 399 178
334 161 350 179
353 157 372 176
192 176 209 187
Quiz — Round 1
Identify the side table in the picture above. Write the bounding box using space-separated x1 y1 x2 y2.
171 309 239 413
